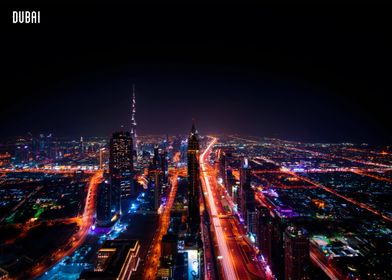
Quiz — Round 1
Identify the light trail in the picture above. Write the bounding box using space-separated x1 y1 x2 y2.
26 170 103 279
310 251 339 280
229 135 392 278
0 168 96 174
236 134 392 169
289 171 392 223
274 145 392 169
200 137 237 280
142 168 180 280
352 169 392 183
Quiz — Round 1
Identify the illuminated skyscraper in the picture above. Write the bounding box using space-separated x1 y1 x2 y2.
130 84 137 154
246 206 258 242
237 158 251 208
257 206 272 264
96 180 115 227
219 150 236 197
148 169 162 211
14 137 29 163
80 136 84 155
99 147 107 170
187 121 201 235
284 226 309 280
241 182 255 225
240 157 251 186
110 131 134 210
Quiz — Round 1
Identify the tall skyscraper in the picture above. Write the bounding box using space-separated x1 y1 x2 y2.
130 84 137 154
161 150 169 184
149 169 162 211
284 226 310 280
110 131 134 211
187 121 201 235
219 150 236 198
225 167 236 197
96 180 114 227
153 144 159 167
99 147 107 170
15 137 29 163
240 157 251 193
257 206 272 264
246 206 258 242
80 136 84 155
240 158 250 185
241 182 255 224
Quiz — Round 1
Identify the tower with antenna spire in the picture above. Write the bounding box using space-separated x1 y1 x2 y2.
130 84 137 154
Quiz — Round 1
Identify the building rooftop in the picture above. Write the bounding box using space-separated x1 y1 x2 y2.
79 239 139 280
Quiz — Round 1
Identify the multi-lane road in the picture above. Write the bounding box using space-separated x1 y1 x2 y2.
142 168 182 280
200 137 265 280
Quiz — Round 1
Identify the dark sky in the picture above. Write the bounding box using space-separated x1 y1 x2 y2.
1 4 390 144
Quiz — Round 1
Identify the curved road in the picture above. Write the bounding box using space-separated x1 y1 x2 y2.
25 170 103 279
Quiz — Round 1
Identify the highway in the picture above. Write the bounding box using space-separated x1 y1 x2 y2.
200 137 265 280
0 167 96 174
142 168 181 280
310 249 340 280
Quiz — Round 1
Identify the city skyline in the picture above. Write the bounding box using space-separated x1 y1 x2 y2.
1 4 391 280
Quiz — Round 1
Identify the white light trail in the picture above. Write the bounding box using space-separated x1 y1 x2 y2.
200 137 237 280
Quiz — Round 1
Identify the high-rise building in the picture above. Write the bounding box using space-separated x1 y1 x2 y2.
153 144 159 167
99 147 108 170
110 131 134 211
225 168 236 197
14 137 29 164
257 206 272 263
232 182 240 208
79 136 84 155
270 217 287 279
187 121 201 235
239 157 251 206
160 150 169 184
180 139 187 163
284 226 310 280
80 239 140 280
96 180 116 227
130 84 137 155
220 150 236 198
246 206 258 242
39 134 45 155
149 169 162 211
240 182 255 222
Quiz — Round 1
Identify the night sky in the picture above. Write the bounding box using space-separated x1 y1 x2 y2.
1 4 390 144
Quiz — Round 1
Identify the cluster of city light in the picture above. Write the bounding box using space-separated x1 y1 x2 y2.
142 169 180 279
28 170 102 278
200 137 237 280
